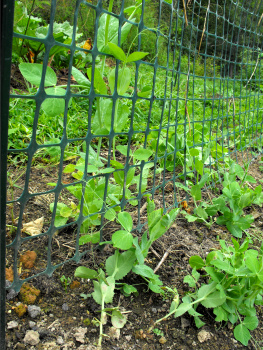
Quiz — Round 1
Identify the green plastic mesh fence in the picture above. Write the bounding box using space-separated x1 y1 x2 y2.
4 0 263 297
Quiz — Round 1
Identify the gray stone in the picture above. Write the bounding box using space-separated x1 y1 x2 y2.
27 305 41 318
23 330 40 346
62 303 69 311
28 321 36 329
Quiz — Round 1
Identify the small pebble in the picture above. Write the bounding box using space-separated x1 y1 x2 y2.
28 321 36 329
62 303 69 311
7 321 18 329
57 336 64 345
27 305 41 319
23 330 40 346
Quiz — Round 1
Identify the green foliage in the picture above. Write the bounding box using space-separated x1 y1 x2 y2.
156 237 263 346
60 275 71 293
75 199 178 347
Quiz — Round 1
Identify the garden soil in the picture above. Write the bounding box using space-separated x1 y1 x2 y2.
4 151 263 350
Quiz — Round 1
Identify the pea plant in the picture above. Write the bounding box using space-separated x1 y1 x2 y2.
154 237 263 346
75 199 179 348
180 162 263 237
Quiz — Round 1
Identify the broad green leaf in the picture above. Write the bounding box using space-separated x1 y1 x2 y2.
116 145 128 156
111 310 127 328
75 266 98 279
126 51 149 62
173 303 192 318
122 284 138 296
42 87 66 117
112 230 133 250
234 324 251 346
226 222 242 238
184 275 196 288
189 148 199 156
133 148 153 161
118 211 133 232
92 276 115 305
213 306 229 322
108 67 131 95
115 103 129 133
189 256 205 270
71 66 91 88
60 206 72 218
132 264 156 279
244 250 259 274
108 42 127 62
195 159 204 176
201 291 226 308
191 184 202 201
197 281 217 300
104 208 117 221
106 250 136 280
211 260 235 274
243 316 259 331
63 164 76 173
19 63 57 87
87 67 107 95
97 13 133 54
195 206 208 220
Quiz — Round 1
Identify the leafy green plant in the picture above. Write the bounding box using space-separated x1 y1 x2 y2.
13 1 82 63
75 200 179 347
154 237 263 346
60 275 72 293
214 164 263 237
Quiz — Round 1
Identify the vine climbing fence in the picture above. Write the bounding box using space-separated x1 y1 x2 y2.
1 0 263 347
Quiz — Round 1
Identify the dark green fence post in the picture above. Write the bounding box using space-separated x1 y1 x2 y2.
0 1 15 348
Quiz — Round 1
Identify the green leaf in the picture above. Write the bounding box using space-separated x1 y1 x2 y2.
189 256 205 270
183 275 196 288
108 42 127 62
92 276 115 305
226 222 243 238
75 266 98 279
97 13 133 54
243 316 259 331
112 230 133 250
195 159 204 176
111 310 127 328
19 63 57 87
122 284 138 296
108 67 131 95
133 148 153 161
63 164 76 173
201 291 226 308
117 211 133 232
191 184 202 201
234 324 251 346
197 281 217 300
106 250 136 280
71 66 91 88
114 103 129 133
132 264 157 280
244 250 260 273
173 302 192 318
42 87 66 117
126 51 149 62
60 206 72 218
87 67 107 95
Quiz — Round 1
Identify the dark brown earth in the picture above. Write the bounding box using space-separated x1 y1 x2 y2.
4 150 263 350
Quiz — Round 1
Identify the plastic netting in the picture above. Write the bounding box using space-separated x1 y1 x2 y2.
3 0 263 302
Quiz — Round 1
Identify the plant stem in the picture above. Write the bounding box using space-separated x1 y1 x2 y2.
98 297 105 348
